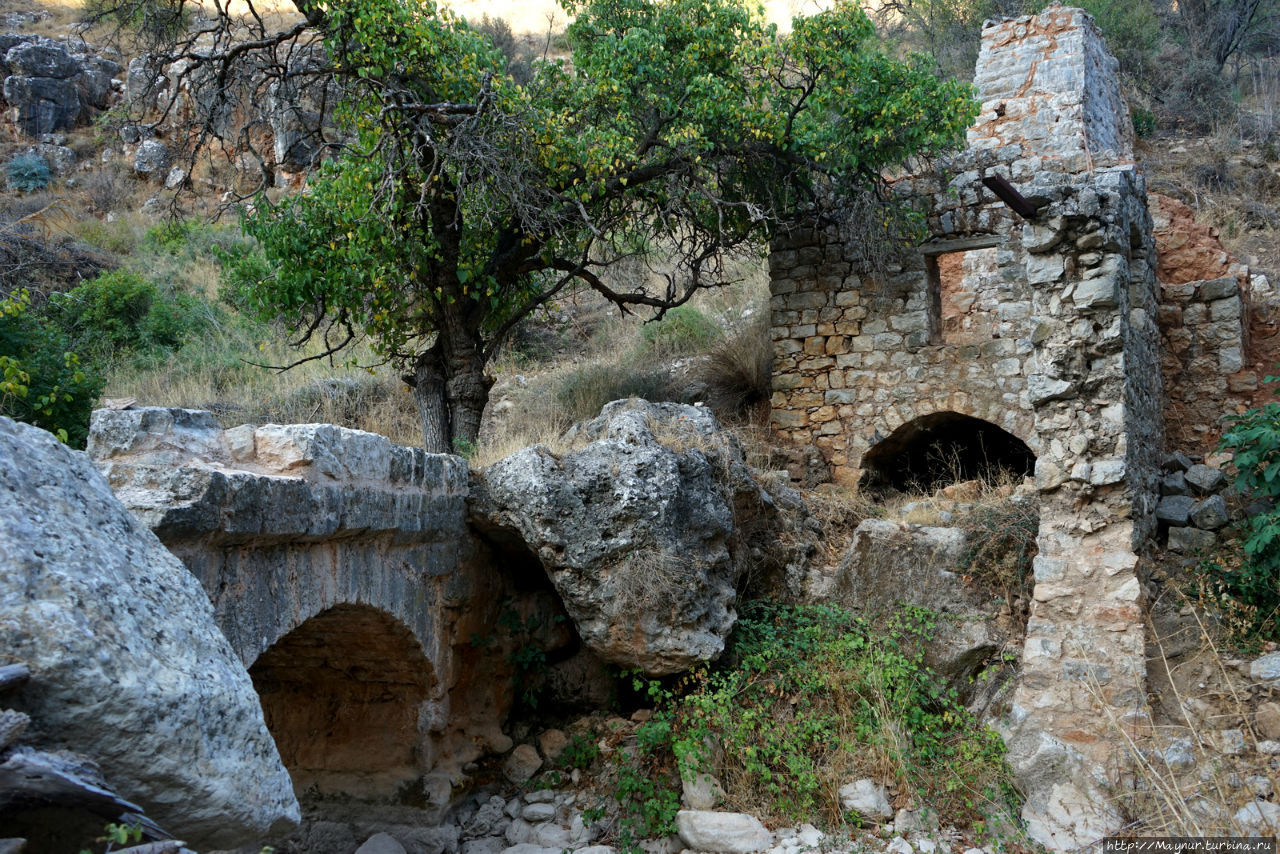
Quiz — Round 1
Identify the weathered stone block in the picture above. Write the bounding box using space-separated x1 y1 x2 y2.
1188 495 1229 530
1155 495 1195 525
1184 464 1226 495
1197 277 1238 301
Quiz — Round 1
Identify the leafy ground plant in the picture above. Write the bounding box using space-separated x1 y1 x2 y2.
618 602 1019 837
1209 390 1280 640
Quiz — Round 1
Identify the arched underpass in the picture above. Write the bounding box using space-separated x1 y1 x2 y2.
248 604 434 800
860 410 1035 493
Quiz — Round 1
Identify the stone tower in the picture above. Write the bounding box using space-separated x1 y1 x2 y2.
769 7 1162 845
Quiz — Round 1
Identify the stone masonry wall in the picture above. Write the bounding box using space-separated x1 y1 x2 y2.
771 8 1162 847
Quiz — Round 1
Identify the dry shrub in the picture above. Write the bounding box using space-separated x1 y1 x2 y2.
692 308 772 424
1105 600 1280 836
954 495 1038 618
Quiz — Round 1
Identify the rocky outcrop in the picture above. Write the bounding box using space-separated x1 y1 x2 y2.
0 416 299 849
472 399 772 675
1 35 120 136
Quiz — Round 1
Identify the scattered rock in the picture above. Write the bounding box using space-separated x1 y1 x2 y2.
1155 495 1195 525
521 803 556 823
1167 526 1216 553
681 769 726 811
1234 800 1280 834
1250 653 1280 681
537 729 568 764
1160 471 1189 495
133 139 171 176
1255 702 1280 739
837 779 892 822
503 745 542 784
1162 738 1196 771
1188 495 1229 530
675 811 774 854
1184 464 1226 495
0 417 299 848
357 833 409 854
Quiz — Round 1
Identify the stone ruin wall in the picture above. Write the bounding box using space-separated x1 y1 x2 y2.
770 7 1168 845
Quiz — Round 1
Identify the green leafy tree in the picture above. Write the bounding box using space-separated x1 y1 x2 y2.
0 290 105 448
133 0 975 451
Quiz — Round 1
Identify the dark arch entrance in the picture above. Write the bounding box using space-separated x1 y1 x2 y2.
860 411 1035 493
248 604 432 799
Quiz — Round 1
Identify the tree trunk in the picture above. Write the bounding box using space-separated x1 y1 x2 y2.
408 334 494 455
410 344 450 453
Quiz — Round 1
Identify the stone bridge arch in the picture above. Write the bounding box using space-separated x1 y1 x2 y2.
87 408 488 805
250 603 434 799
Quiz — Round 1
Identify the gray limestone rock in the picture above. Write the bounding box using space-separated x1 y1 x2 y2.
1163 451 1194 473
1155 495 1195 525
358 833 409 854
2 75 80 135
5 41 77 79
473 399 771 675
837 779 892 821
503 744 542 784
1184 464 1226 495
133 139 170 175
1160 472 1189 496
675 811 773 853
1167 526 1216 553
0 417 299 848
1251 653 1280 681
1188 495 1229 530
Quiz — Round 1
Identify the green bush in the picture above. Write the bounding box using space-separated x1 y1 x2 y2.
640 306 722 357
621 602 1018 833
1132 107 1157 138
0 290 104 447
1212 395 1280 638
6 153 51 193
49 270 217 361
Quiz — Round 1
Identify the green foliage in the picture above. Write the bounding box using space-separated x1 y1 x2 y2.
558 732 601 770
1072 0 1163 86
6 153 52 193
0 290 104 448
1132 107 1157 138
1211 393 1280 638
640 306 722 357
661 602 1017 828
225 0 977 450
49 270 217 363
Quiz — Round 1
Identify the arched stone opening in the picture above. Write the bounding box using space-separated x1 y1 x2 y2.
248 604 432 800
860 411 1035 493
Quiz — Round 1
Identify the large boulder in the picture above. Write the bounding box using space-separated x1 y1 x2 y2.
471 399 771 675
0 417 299 848
2 75 81 135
